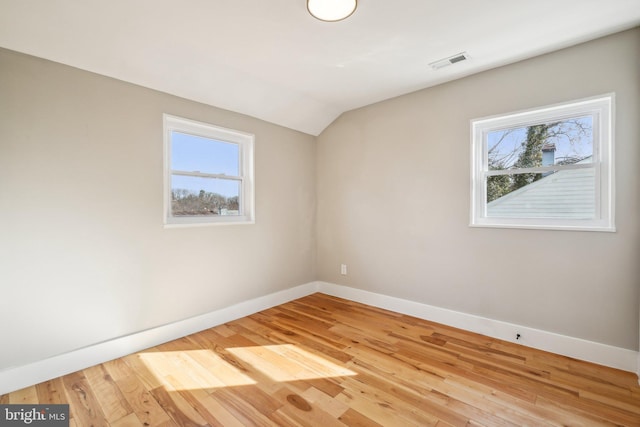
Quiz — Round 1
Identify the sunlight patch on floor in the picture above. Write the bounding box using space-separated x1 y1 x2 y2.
139 344 356 391
227 344 356 382
139 349 256 391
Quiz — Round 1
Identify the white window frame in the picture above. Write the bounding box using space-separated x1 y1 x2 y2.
470 94 614 232
163 114 255 227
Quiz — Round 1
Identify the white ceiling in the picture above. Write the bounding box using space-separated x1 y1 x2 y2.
1 0 639 135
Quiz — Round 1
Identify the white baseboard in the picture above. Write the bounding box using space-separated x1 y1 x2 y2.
0 282 320 395
1 281 637 394
316 282 639 374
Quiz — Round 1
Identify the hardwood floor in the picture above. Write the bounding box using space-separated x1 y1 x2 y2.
2 293 639 426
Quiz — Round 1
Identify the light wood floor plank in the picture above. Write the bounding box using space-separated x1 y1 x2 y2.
35 378 66 405
84 363 134 423
1 293 639 426
62 370 110 427
8 385 38 404
102 358 176 427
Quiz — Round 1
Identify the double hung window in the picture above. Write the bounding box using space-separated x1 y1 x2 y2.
163 115 254 226
470 95 614 231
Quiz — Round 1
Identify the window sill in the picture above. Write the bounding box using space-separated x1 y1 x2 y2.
164 217 255 228
469 221 616 232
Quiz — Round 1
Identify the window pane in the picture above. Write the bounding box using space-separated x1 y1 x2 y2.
486 168 595 219
171 175 240 216
171 131 239 175
487 116 593 171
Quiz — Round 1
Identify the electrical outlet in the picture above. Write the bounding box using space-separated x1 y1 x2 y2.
340 264 347 275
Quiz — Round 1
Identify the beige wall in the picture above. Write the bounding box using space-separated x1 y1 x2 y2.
317 28 640 350
0 48 316 369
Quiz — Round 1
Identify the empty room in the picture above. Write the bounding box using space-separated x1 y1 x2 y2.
1 1 640 426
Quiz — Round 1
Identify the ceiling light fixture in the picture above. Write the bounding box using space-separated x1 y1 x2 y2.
307 0 357 22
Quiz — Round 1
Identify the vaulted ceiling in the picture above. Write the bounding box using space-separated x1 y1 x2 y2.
1 0 639 135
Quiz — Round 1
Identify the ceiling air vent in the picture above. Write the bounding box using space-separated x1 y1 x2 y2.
429 52 470 70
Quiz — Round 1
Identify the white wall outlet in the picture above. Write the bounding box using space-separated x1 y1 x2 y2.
340 264 347 275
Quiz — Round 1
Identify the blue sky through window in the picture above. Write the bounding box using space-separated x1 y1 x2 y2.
171 131 240 197
171 131 239 175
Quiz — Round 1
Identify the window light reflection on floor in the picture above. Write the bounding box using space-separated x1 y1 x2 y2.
138 345 356 391
138 350 256 391
227 344 356 382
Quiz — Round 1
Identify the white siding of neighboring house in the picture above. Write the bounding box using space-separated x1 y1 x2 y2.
487 166 595 219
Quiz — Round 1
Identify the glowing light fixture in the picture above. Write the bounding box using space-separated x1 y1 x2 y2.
307 0 357 22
